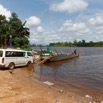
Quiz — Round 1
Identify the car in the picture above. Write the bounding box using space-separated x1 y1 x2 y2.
0 49 34 69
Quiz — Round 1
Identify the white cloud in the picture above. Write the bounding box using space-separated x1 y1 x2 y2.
59 20 74 32
50 0 88 13
29 15 103 44
29 26 44 44
0 4 11 20
28 26 44 36
27 5 103 44
89 16 103 26
63 20 73 27
36 26 44 33
26 16 41 27
59 20 89 34
74 22 88 31
26 16 44 44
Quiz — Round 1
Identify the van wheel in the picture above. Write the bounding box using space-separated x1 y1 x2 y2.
8 62 15 70
27 61 31 66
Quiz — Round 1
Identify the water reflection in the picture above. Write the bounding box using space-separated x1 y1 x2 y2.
33 58 78 81
23 64 35 77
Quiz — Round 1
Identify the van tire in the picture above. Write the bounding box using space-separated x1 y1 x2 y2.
27 61 31 66
8 62 15 70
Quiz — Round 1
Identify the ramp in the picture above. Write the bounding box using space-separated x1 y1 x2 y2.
34 56 51 64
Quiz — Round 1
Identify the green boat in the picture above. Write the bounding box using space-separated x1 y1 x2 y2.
33 46 52 56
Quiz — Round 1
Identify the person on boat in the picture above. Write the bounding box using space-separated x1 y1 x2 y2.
74 49 77 54
52 49 55 55
31 50 35 56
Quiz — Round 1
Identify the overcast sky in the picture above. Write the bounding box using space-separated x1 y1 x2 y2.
0 0 103 44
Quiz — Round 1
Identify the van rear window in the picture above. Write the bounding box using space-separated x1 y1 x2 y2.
0 51 3 57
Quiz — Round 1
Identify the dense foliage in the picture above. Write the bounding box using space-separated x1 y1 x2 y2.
49 40 103 47
0 12 30 50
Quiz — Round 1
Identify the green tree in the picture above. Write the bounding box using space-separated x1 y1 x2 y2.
0 15 10 48
0 12 30 49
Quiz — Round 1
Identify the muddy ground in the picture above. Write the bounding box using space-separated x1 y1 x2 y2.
0 65 93 103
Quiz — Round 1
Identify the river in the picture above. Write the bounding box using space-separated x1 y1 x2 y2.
32 47 103 100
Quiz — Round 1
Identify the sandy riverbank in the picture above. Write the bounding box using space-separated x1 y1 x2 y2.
0 65 95 103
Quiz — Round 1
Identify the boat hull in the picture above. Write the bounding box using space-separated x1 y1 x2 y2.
49 54 79 62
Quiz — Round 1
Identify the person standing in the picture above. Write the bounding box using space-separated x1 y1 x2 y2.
74 49 77 54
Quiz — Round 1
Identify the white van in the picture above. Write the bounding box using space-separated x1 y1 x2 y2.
0 49 34 69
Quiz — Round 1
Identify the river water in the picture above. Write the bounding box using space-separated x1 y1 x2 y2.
32 47 103 100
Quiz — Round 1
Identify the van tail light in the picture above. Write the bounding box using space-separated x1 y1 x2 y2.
2 57 4 63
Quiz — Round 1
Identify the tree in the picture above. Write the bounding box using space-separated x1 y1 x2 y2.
73 39 78 46
0 12 30 48
0 15 9 48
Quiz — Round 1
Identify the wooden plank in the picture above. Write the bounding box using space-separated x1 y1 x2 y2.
34 56 51 64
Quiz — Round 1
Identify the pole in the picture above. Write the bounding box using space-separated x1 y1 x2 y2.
10 35 12 48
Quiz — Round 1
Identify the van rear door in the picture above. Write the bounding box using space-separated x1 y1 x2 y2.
0 50 3 65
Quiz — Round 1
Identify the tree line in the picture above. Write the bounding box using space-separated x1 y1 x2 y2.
49 40 103 47
1 12 103 48
0 12 30 49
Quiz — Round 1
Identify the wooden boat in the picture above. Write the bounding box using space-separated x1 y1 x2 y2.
33 46 79 64
48 53 79 62
34 53 79 64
